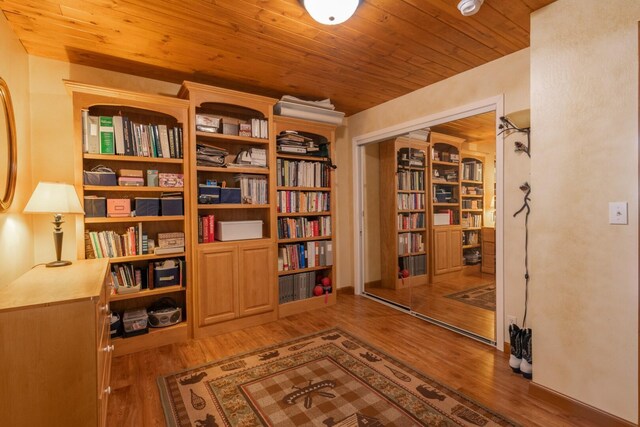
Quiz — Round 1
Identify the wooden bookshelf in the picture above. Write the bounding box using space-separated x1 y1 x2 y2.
461 154 485 267
273 116 337 317
66 80 191 355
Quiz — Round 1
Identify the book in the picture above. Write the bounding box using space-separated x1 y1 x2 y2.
113 116 125 155
158 124 171 158
99 116 115 154
86 115 100 154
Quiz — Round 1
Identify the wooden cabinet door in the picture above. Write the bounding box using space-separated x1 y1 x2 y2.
197 245 238 326
433 228 450 275
238 241 275 318
449 227 463 270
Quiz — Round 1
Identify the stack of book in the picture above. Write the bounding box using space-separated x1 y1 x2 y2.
276 131 317 154
154 232 184 255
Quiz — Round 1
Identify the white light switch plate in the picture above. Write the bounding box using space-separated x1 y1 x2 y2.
609 202 628 225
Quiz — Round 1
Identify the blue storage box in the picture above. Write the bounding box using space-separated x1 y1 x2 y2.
198 184 220 204
83 170 117 186
135 197 160 216
220 188 241 204
154 259 180 288
84 196 106 217
161 197 183 216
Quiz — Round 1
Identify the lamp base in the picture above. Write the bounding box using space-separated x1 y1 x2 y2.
46 260 72 268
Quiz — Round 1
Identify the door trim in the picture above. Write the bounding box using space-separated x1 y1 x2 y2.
352 95 505 350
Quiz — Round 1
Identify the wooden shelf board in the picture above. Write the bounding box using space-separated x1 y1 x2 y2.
110 285 186 302
398 228 426 232
107 252 186 263
196 165 269 175
463 244 481 249
198 203 270 210
462 227 482 231
85 215 184 224
461 180 483 184
196 131 269 145
462 209 483 212
397 189 426 193
278 292 337 318
431 160 459 166
198 238 272 248
461 194 483 198
277 186 330 191
277 153 329 162
278 265 332 276
278 235 332 243
84 185 184 193
433 203 459 207
397 209 426 213
398 251 426 256
277 211 331 217
432 180 459 186
112 322 188 357
84 154 183 164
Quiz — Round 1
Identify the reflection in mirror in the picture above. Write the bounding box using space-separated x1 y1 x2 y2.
360 111 497 343
0 77 17 212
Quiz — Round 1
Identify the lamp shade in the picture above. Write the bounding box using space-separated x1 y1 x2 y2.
24 182 83 214
303 0 359 25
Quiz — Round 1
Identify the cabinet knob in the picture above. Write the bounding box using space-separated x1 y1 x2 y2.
104 386 111 395
103 344 115 353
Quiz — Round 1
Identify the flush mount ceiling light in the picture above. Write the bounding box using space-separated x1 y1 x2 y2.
457 0 484 16
302 0 359 25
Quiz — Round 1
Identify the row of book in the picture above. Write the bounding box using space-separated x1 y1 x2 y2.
276 130 324 154
277 216 332 240
398 232 424 255
277 191 330 214
278 272 321 304
276 159 330 188
397 170 425 191
433 167 458 182
197 215 215 243
397 147 426 168
462 199 484 209
398 254 427 277
82 112 184 158
462 213 482 228
278 241 333 271
432 148 460 163
435 209 460 226
397 193 425 210
462 160 483 181
235 174 268 205
461 185 484 195
397 212 425 230
462 230 480 246
85 226 146 259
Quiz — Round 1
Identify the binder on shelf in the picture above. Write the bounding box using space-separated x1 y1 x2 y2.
99 116 115 154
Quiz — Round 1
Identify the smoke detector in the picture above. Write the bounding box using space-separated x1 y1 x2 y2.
457 0 484 16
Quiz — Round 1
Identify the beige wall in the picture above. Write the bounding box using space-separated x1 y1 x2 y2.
28 57 180 265
0 13 33 284
530 1 638 422
341 49 533 339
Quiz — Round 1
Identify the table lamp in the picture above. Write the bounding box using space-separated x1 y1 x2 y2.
24 182 84 267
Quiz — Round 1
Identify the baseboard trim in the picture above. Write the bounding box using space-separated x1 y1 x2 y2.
337 286 355 295
504 342 510 354
529 382 636 427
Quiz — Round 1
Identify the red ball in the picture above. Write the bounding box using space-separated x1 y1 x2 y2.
400 269 410 278
320 277 331 287
313 285 324 296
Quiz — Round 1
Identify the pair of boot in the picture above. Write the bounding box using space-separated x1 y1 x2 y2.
509 324 532 379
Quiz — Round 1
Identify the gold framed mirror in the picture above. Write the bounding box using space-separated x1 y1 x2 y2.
0 77 17 212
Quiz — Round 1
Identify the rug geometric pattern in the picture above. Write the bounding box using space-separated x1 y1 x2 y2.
445 284 496 311
158 328 518 426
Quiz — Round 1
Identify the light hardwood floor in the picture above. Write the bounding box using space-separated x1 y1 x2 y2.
108 293 598 426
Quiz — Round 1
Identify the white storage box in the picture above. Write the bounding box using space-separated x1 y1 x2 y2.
434 213 450 226
215 220 263 241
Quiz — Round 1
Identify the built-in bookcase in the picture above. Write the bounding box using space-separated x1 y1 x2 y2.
66 80 191 356
461 155 484 266
273 116 337 317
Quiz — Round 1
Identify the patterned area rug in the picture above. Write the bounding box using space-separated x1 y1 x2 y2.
158 328 517 426
445 284 496 311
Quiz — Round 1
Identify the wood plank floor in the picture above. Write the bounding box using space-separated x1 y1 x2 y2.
107 293 599 426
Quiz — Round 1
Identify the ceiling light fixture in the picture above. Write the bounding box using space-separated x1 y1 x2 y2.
302 0 359 25
457 0 484 16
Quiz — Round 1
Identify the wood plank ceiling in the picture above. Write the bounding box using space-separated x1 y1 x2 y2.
0 0 555 116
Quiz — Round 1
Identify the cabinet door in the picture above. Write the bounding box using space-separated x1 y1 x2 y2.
197 245 238 325
449 227 463 270
238 241 275 317
433 228 450 275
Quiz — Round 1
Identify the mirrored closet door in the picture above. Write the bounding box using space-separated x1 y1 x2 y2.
360 111 498 343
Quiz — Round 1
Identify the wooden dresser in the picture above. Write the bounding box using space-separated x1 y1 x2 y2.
0 258 112 427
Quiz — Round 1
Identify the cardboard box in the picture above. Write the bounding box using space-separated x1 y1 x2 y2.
84 196 106 218
159 173 184 188
107 199 131 217
158 232 185 248
433 213 450 226
215 220 263 241
118 169 143 178
134 197 160 216
118 176 144 186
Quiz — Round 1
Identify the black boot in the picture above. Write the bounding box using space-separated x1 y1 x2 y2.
508 324 522 373
520 328 532 379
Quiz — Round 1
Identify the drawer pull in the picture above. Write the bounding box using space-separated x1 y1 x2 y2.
104 386 111 395
103 344 115 353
